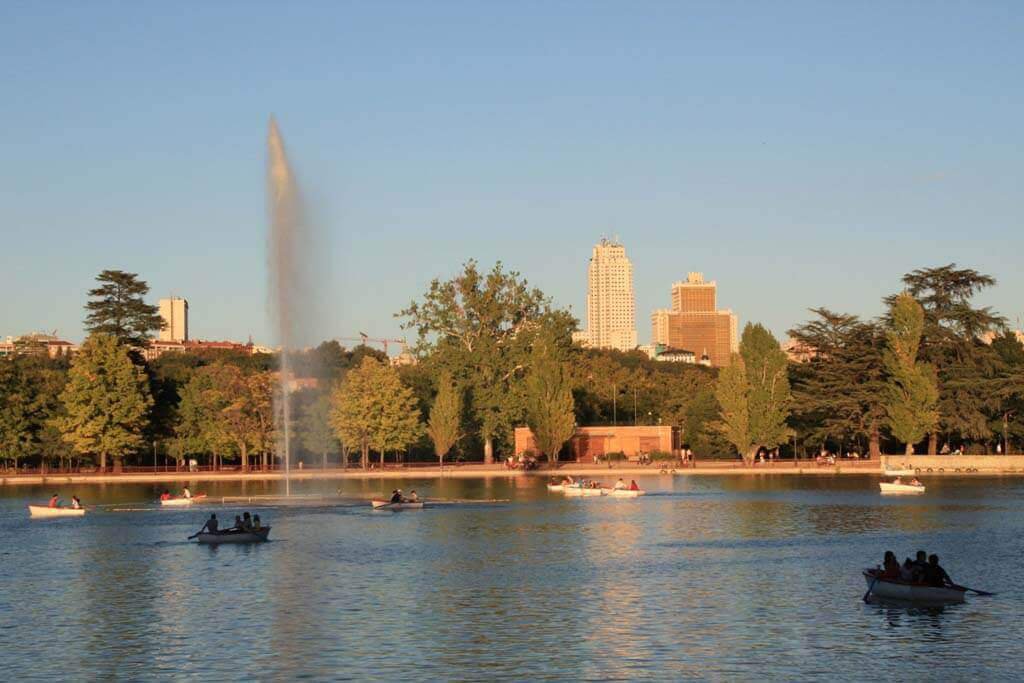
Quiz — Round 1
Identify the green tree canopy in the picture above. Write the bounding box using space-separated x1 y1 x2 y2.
84 270 164 348
524 333 576 465
298 390 341 469
883 293 940 454
426 372 462 465
56 334 152 471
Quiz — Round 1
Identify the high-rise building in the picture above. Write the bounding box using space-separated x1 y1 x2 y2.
158 297 189 342
650 272 737 367
580 238 637 352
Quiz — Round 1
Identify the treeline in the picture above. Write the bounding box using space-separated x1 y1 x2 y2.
1 264 1023 472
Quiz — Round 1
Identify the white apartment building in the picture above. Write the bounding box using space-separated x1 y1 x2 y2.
158 297 189 342
581 238 637 352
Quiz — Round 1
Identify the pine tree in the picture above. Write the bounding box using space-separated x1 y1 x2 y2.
84 270 165 348
57 334 152 471
883 293 940 454
524 334 575 466
426 372 462 466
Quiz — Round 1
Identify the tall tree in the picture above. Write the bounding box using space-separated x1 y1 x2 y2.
426 372 462 467
329 357 423 468
399 260 575 463
714 324 792 464
56 334 152 471
298 390 340 469
788 309 887 458
883 293 940 454
896 264 1005 452
84 270 165 348
524 334 576 466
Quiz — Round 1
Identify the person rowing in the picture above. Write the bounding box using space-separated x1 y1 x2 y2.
202 514 219 534
160 490 171 501
923 554 954 587
389 489 404 504
48 493 60 508
613 478 627 490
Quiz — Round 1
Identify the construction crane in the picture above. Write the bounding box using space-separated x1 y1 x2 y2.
337 333 408 356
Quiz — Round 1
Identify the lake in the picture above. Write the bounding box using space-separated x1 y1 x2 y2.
2 475 1022 680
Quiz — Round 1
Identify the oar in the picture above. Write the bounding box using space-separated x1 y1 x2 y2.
955 584 995 597
187 530 203 540
863 575 879 603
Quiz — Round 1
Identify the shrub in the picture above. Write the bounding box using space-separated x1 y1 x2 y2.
604 451 627 462
649 451 675 461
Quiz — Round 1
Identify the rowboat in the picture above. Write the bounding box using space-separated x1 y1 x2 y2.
28 505 85 519
606 488 644 498
563 485 605 497
196 527 271 544
883 468 916 477
371 499 425 509
546 483 564 492
160 494 207 506
862 569 966 604
879 482 925 494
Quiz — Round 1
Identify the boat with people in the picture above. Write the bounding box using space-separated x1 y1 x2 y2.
546 483 565 492
160 494 207 506
879 479 925 494
28 504 85 519
371 499 425 509
862 568 965 604
563 483 605 497
607 488 644 498
195 527 271 544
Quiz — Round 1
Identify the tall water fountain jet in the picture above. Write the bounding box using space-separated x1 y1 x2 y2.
267 116 321 496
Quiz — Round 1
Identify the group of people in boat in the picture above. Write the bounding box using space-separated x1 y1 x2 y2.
890 476 923 487
47 493 82 509
553 476 640 491
878 550 955 587
200 512 263 535
159 486 193 500
388 489 420 504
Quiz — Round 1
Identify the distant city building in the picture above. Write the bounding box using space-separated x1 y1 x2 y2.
638 343 698 364
158 297 189 342
577 238 637 352
140 338 256 361
650 272 737 367
0 333 77 358
515 425 678 462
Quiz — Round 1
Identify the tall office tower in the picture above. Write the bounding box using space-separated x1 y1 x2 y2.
158 297 189 342
650 272 738 367
582 238 637 352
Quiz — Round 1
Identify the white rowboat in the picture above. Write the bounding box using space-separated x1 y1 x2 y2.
563 486 605 497
196 527 270 544
160 494 206 506
606 489 644 498
879 482 925 494
546 484 564 492
883 469 916 477
371 499 425 509
28 505 85 518
863 569 965 603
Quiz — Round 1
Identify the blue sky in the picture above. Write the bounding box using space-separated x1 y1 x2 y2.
2 1 1022 347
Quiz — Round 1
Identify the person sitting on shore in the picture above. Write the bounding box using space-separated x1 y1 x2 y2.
182 486 192 499
252 514 261 531
390 489 403 504
923 554 954 587
881 551 901 580
160 490 171 501
407 490 420 502
48 493 60 508
202 514 219 534
629 479 640 491
613 478 627 490
70 495 82 510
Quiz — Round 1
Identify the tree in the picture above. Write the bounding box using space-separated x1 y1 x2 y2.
713 324 792 464
0 359 36 470
788 310 888 458
56 334 152 471
329 357 423 468
84 270 165 348
399 260 575 463
524 334 575 466
713 354 751 460
895 264 1005 452
299 391 340 469
426 372 462 466
883 293 940 454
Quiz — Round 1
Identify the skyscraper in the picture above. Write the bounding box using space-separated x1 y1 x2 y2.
580 238 637 352
158 297 189 342
651 273 737 367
